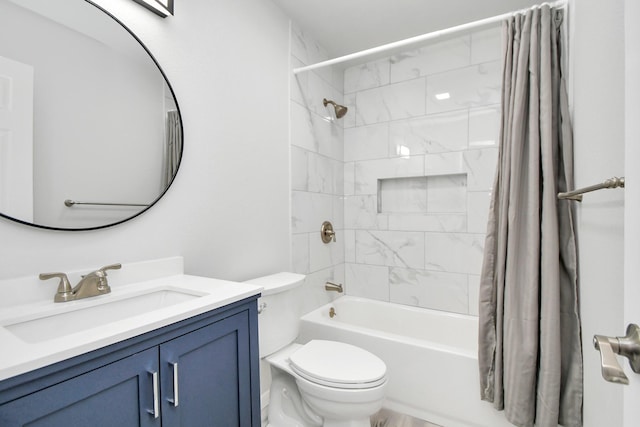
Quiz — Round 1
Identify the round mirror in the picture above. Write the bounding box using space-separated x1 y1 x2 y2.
0 0 183 230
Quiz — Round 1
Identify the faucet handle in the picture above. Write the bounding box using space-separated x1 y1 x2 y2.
39 272 74 303
92 263 121 292
98 263 122 274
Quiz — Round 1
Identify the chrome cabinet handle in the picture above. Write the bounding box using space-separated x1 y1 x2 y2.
147 371 160 418
168 361 179 407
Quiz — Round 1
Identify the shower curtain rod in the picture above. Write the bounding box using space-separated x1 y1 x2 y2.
292 0 567 74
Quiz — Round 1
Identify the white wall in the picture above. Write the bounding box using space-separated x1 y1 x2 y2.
570 0 626 425
0 0 291 282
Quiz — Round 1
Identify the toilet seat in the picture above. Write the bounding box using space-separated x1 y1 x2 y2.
288 340 386 389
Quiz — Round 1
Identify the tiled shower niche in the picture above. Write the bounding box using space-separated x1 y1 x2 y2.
378 174 468 214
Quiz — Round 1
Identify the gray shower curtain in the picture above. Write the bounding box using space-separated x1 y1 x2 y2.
163 109 182 187
478 5 583 427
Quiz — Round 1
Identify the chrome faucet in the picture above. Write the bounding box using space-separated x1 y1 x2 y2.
324 281 343 293
40 263 121 302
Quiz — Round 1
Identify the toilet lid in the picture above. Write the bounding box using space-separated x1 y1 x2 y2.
289 340 386 389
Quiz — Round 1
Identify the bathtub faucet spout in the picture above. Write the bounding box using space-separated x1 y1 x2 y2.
325 281 343 293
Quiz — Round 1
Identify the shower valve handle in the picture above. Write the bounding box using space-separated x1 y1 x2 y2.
320 221 336 243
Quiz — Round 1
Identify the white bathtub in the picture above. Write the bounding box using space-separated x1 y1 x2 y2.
297 296 512 427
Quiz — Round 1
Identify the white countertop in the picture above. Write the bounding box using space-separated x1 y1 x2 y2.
0 258 262 382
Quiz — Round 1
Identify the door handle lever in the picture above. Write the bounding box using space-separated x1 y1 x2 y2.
593 323 640 384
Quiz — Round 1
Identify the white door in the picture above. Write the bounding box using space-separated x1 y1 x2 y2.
0 55 34 222
624 0 640 424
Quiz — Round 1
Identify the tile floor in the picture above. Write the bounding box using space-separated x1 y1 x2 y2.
371 408 441 427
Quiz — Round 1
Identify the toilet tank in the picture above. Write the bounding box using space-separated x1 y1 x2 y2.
244 272 305 358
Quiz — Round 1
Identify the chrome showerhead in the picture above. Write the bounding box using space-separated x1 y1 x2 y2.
323 98 348 119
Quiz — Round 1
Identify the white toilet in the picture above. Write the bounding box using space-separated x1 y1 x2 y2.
245 272 387 427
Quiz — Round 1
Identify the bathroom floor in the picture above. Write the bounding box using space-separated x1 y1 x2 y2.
371 409 441 427
261 407 440 426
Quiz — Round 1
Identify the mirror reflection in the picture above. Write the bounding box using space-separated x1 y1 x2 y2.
0 0 182 230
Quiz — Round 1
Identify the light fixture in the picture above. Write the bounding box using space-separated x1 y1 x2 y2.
132 0 174 17
435 92 451 100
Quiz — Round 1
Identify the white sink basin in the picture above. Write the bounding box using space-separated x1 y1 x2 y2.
0 264 264 383
3 288 202 343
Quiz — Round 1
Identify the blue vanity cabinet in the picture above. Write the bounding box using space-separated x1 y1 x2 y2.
0 297 261 427
0 347 160 427
160 310 252 426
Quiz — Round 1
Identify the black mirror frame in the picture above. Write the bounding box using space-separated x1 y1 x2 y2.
0 0 183 232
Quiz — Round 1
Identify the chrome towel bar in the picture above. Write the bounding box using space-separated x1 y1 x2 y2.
64 199 150 208
557 176 625 202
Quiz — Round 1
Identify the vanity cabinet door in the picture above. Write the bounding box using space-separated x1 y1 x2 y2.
0 347 160 427
160 311 253 427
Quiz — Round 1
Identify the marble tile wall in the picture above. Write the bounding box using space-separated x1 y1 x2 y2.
290 24 345 315
342 26 502 316
288 24 501 316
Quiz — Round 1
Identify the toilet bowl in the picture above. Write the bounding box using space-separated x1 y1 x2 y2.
268 341 387 427
244 273 387 427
